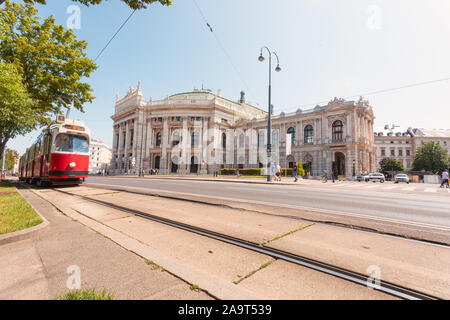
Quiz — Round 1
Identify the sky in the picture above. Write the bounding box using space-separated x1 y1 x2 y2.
6 0 450 154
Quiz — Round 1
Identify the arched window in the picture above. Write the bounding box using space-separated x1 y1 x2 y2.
258 131 265 149
239 134 245 149
287 127 295 145
222 133 227 149
304 125 314 144
172 130 180 146
272 129 279 146
191 131 200 147
155 132 162 147
332 120 343 142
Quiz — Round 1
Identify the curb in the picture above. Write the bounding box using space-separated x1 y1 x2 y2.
0 188 50 246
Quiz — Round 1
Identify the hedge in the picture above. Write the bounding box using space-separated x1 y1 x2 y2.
238 168 261 176
220 168 237 175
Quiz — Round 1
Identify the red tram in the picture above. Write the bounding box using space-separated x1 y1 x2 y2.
19 116 91 186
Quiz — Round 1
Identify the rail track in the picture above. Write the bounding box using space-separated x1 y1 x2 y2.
47 187 439 301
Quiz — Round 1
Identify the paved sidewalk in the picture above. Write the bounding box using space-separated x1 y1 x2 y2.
0 187 211 300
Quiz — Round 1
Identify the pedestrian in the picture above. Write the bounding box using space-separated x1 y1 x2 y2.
440 170 449 188
293 163 298 182
276 163 282 181
237 168 240 178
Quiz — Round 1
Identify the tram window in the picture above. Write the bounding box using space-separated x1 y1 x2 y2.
55 134 89 153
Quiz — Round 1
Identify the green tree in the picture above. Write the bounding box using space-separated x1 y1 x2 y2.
14 0 172 10
4 148 19 171
0 0 97 156
413 142 448 173
0 61 36 157
379 158 404 174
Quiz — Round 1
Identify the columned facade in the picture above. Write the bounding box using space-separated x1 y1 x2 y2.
111 84 376 178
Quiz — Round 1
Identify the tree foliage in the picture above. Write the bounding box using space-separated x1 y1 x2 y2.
413 142 448 174
4 148 19 171
0 61 36 156
0 0 97 155
379 158 404 174
19 0 172 10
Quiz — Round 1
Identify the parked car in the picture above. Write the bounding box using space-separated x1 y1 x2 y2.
356 174 370 182
368 172 385 183
395 173 410 184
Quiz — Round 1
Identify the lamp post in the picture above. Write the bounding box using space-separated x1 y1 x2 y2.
258 47 281 182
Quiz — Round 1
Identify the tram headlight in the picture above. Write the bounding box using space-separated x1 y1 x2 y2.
69 162 76 168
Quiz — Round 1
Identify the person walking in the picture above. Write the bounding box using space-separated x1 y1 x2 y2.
276 163 282 181
271 162 277 182
293 163 298 182
440 170 449 188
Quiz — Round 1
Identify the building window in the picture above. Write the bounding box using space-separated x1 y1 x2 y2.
381 149 385 156
191 117 201 122
287 127 295 145
130 130 134 147
272 129 279 146
391 149 395 156
398 150 403 156
258 131 265 149
406 150 410 156
304 125 314 144
172 130 180 146
191 131 200 147
155 132 162 147
332 120 343 142
222 133 227 149
221 118 228 123
171 116 181 122
239 134 245 149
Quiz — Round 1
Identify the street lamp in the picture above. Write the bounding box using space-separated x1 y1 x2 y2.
258 46 281 182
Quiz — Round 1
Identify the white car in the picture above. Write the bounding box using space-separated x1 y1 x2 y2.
395 174 410 184
368 172 385 183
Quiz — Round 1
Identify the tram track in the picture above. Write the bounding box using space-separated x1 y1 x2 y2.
51 187 440 300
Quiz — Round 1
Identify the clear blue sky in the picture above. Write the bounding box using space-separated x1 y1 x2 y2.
7 0 450 154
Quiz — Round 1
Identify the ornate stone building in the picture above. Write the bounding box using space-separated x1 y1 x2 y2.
110 82 376 178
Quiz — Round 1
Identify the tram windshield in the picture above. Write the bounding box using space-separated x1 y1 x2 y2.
55 134 89 153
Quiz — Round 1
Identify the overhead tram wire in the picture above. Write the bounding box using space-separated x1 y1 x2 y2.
191 0 253 98
93 9 137 63
287 75 450 112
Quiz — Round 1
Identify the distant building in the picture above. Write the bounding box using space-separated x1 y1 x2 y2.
89 138 112 174
374 125 450 171
110 82 376 178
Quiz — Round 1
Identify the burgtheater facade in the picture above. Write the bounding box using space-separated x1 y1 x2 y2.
110 82 376 178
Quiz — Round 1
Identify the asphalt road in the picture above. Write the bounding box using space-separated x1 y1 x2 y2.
86 177 450 230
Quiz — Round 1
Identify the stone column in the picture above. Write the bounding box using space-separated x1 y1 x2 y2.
124 121 129 172
201 119 208 174
132 118 138 173
161 117 169 173
297 120 302 145
145 117 152 170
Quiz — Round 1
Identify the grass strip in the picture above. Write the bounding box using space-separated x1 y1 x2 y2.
260 224 313 247
56 289 115 300
233 259 275 285
0 183 43 235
